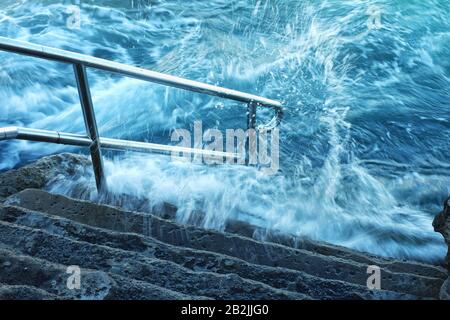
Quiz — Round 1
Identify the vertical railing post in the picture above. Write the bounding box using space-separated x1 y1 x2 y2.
247 102 257 130
246 102 257 165
74 63 107 194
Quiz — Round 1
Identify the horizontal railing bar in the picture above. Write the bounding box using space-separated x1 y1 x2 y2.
0 126 93 146
0 127 241 159
0 37 282 109
100 136 239 158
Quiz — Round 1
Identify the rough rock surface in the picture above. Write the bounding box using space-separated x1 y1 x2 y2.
433 197 450 271
440 278 450 300
0 153 448 300
433 197 450 300
0 153 90 202
0 202 424 300
0 246 203 300
0 284 59 300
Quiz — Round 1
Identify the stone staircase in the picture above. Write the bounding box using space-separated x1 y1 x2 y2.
0 154 448 300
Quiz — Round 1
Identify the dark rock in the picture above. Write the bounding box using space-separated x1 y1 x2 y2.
0 153 91 199
0 219 308 300
4 189 445 298
0 284 58 300
440 278 450 300
226 220 447 279
0 246 206 300
0 204 417 300
433 197 450 272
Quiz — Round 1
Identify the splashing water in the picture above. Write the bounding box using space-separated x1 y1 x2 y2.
0 0 449 262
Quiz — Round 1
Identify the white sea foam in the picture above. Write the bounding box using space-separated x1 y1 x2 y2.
1 0 449 261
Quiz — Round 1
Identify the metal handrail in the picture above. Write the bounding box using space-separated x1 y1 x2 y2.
0 37 283 193
0 126 239 157
0 37 282 109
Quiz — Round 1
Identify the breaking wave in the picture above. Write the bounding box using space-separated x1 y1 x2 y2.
1 0 449 261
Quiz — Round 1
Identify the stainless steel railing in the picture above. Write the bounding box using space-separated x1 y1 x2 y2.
0 37 283 193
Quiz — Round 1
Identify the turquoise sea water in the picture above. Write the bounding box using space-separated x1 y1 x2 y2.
0 0 449 261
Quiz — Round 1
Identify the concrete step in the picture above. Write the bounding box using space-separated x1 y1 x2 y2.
0 246 207 300
0 284 58 300
225 220 447 279
3 189 445 298
0 204 417 300
0 220 309 300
